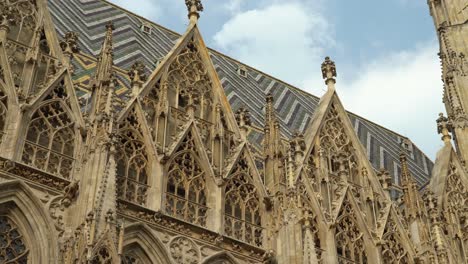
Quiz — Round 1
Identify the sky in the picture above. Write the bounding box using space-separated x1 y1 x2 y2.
109 0 445 160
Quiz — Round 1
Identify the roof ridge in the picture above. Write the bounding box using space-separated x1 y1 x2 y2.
95 0 432 162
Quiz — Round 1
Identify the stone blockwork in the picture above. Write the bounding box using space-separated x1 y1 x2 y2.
0 0 466 263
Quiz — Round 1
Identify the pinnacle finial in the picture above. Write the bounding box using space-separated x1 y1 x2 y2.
60 31 80 58
106 21 115 32
436 113 452 143
321 56 336 87
185 0 203 22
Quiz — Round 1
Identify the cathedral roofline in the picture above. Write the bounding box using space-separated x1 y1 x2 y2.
48 0 435 187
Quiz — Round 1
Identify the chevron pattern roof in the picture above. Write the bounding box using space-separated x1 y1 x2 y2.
48 0 434 187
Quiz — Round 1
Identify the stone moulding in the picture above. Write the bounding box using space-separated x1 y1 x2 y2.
116 200 265 262
0 157 71 191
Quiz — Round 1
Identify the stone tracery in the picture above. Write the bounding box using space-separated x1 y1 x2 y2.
335 200 367 264
224 155 263 247
165 131 208 226
21 100 75 179
381 218 409 264
0 215 28 264
116 109 150 206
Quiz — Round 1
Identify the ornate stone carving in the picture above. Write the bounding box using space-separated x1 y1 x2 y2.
165 131 208 226
224 155 263 247
169 236 200 264
60 31 80 57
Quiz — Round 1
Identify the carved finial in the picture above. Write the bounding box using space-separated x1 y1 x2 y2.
235 107 251 126
377 168 391 192
321 56 337 87
106 21 115 32
235 107 251 138
436 113 452 143
185 0 203 22
128 61 147 95
60 31 80 57
290 131 306 164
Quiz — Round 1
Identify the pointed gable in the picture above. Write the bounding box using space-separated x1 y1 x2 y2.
380 208 415 263
164 125 215 227
224 149 264 246
429 143 468 210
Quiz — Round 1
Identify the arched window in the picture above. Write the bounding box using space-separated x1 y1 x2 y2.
335 201 367 264
0 215 28 263
224 157 262 247
165 132 208 227
0 89 7 144
116 130 149 206
22 101 75 179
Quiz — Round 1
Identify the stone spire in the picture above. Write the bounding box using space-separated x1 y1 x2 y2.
400 149 420 218
264 93 283 190
185 0 203 23
89 22 117 120
321 56 337 90
93 22 115 86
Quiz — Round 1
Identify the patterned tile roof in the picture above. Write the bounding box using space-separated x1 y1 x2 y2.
48 0 434 187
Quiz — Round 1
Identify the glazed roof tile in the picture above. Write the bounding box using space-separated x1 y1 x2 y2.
48 0 434 187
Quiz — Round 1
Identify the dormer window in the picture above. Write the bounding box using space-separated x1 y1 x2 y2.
237 65 248 78
141 23 152 34
400 138 413 153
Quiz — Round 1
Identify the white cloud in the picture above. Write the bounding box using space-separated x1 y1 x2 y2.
223 0 246 13
337 42 444 159
213 1 332 88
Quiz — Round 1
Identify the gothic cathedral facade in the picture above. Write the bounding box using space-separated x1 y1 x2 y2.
0 0 466 263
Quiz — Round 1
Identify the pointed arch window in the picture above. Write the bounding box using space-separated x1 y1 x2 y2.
0 215 28 263
335 201 368 264
165 132 208 227
22 101 75 179
224 157 263 247
116 129 150 206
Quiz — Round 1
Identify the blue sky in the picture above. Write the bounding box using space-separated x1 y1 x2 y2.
109 0 445 159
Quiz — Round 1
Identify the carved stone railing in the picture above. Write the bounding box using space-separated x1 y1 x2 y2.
22 140 74 179
0 157 70 191
117 200 265 262
224 214 264 247
165 192 209 227
116 176 149 206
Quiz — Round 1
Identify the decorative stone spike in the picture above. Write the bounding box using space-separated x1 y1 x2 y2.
321 56 337 86
185 0 203 21
290 132 306 164
128 61 147 95
60 31 80 58
436 113 452 143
